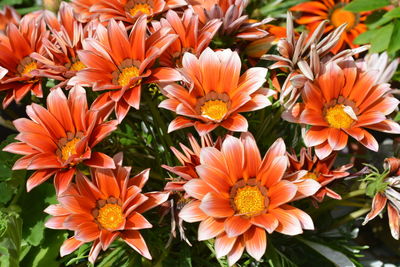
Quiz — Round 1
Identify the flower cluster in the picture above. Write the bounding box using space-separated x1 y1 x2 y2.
0 0 399 265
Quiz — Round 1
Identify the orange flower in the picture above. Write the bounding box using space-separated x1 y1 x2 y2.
71 0 99 23
68 17 182 122
179 133 320 265
31 3 88 87
151 9 222 67
363 158 400 240
89 0 187 25
291 0 368 54
163 133 221 192
0 6 20 32
287 148 352 202
44 153 169 263
3 86 118 193
0 15 48 108
193 0 269 40
284 59 400 159
159 48 275 136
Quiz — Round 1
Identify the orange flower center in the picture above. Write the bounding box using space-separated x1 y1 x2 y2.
325 104 354 129
129 3 152 17
303 172 318 180
330 8 357 31
233 185 266 217
118 66 140 87
70 61 86 72
97 203 124 230
61 137 80 161
21 62 37 76
200 100 228 121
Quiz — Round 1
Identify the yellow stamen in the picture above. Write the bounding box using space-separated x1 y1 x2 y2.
234 185 266 217
21 62 37 76
97 203 124 230
200 100 228 121
61 138 80 161
129 3 152 17
303 172 318 180
330 8 357 31
70 61 86 72
325 104 354 129
118 66 140 87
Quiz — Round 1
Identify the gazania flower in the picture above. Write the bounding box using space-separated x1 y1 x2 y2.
31 2 89 87
159 48 274 136
193 0 270 40
0 16 48 108
71 0 99 23
0 6 20 32
291 0 369 54
150 9 222 67
3 86 118 193
179 133 320 265
163 133 221 192
284 59 400 159
44 153 169 263
287 148 352 202
68 17 181 122
357 52 399 85
363 158 400 240
89 0 187 25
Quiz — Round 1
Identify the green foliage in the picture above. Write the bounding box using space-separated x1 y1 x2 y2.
355 7 400 55
344 0 390 12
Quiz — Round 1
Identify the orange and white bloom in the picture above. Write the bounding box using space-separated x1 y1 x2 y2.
283 59 400 159
0 15 48 108
44 153 169 263
363 158 400 240
3 86 117 194
150 9 222 67
179 133 320 265
159 48 274 136
69 17 181 122
31 2 89 87
287 148 352 202
89 0 187 25
0 6 20 32
291 0 369 54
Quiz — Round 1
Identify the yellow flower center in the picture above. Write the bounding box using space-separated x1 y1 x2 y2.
61 138 80 161
70 61 86 72
129 3 152 17
97 203 124 230
200 100 228 121
21 62 37 76
118 66 140 87
325 104 354 129
233 185 266 217
330 8 357 31
303 172 318 180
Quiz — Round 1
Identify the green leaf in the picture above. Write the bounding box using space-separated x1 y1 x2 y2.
388 20 400 53
0 215 22 267
370 24 394 52
298 239 355 267
0 183 14 204
344 0 390 12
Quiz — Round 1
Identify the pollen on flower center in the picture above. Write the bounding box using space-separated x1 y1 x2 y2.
118 66 140 87
70 61 86 72
21 62 37 76
330 8 357 31
233 185 266 217
325 104 354 129
129 3 152 17
200 100 228 121
61 137 80 161
303 172 318 180
96 203 124 230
